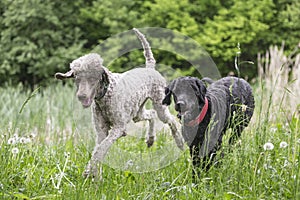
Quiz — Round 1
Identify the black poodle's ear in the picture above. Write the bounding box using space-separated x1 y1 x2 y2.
162 87 172 105
190 79 206 103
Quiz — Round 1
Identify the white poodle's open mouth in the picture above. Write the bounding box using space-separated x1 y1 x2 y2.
80 98 92 108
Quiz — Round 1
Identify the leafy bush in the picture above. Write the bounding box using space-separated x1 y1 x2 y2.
0 0 85 86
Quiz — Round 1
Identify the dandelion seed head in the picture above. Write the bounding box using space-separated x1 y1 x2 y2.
280 141 288 148
11 147 19 155
29 130 37 138
126 160 134 166
125 160 134 169
7 138 17 145
263 142 274 151
19 137 27 144
29 133 36 138
13 133 19 139
270 127 277 133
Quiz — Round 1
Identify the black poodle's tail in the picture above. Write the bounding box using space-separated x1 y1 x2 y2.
133 28 156 69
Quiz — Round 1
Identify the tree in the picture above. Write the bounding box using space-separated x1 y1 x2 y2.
276 0 300 51
78 0 148 73
197 0 276 78
79 0 144 48
0 0 86 86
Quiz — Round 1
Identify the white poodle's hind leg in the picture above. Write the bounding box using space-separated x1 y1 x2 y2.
133 107 157 147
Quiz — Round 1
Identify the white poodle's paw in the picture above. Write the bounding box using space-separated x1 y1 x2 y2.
82 169 91 178
146 136 155 147
82 163 102 181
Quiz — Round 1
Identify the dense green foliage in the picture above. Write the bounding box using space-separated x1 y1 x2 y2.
0 0 299 86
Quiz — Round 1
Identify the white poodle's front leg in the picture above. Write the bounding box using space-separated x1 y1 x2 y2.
153 103 185 150
83 125 125 179
92 104 108 144
83 104 109 180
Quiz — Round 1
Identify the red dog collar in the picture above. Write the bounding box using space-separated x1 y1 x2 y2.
186 97 209 127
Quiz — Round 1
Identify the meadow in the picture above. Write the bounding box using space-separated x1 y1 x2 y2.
1 47 300 199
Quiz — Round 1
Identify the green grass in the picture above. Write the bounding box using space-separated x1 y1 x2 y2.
0 83 299 199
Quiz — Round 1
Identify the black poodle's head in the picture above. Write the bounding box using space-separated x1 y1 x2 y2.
162 77 207 119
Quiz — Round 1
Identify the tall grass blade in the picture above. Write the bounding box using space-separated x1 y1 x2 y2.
19 87 40 114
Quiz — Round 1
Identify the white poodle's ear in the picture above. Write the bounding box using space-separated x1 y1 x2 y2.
55 70 74 80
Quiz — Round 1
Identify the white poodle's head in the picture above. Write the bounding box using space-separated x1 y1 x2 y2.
55 53 109 108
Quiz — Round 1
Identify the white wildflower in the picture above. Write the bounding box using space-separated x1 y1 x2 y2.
279 141 288 148
7 138 17 145
270 127 277 133
125 160 134 168
30 133 36 139
19 137 28 144
283 160 289 167
13 133 19 140
30 129 37 138
263 142 274 151
11 147 19 155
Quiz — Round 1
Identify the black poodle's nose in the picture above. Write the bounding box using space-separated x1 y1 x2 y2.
175 101 186 112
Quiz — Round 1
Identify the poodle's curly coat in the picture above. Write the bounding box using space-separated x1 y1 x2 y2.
163 76 255 176
55 29 184 178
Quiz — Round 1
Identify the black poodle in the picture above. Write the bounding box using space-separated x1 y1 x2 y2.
162 76 255 176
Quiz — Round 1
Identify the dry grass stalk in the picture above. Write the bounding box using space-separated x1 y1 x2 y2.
257 43 300 120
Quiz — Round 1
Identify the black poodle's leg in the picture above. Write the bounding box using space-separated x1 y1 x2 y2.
190 146 201 180
190 146 217 181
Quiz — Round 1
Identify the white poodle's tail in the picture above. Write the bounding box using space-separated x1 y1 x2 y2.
133 28 156 69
